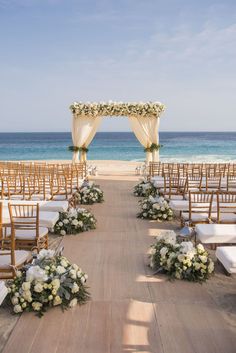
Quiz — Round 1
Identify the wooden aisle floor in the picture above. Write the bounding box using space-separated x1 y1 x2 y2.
3 176 236 353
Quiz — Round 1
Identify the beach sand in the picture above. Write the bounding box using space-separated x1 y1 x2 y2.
0 160 236 352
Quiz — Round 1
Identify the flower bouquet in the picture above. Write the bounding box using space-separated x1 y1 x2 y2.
7 249 90 317
133 179 157 197
138 196 173 221
53 208 96 235
71 181 104 205
150 232 214 282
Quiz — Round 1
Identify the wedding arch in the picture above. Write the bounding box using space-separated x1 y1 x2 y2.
69 101 165 163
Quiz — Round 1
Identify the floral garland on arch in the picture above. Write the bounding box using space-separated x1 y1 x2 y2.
53 208 96 235
138 196 173 221
70 101 165 118
7 249 90 317
134 179 158 197
149 232 214 282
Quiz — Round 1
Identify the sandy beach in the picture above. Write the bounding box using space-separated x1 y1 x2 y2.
0 160 236 353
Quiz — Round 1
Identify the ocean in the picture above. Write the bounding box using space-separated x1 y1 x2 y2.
0 132 236 163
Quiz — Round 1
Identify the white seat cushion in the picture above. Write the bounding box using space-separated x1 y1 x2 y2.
5 227 48 240
4 200 68 213
17 227 48 240
196 224 236 244
2 209 59 228
0 281 8 305
211 213 236 223
216 246 236 273
164 194 184 200
182 212 212 223
169 200 189 211
0 250 31 269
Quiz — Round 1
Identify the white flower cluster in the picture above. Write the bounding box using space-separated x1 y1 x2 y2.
70 101 165 118
54 208 96 235
134 179 157 197
150 233 214 282
72 182 104 205
138 196 173 221
8 250 90 316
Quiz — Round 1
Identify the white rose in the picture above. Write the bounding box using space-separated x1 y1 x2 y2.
53 295 62 306
142 204 147 210
78 221 83 227
160 247 168 258
197 244 205 253
58 222 63 227
69 269 77 279
56 266 66 274
71 283 79 293
32 301 43 311
60 259 68 268
14 304 23 313
11 296 19 305
22 282 31 291
51 278 60 290
177 254 185 262
194 262 201 270
60 230 66 236
199 255 207 264
69 298 78 308
72 219 79 226
22 290 32 302
63 219 69 224
34 283 43 293
72 264 79 271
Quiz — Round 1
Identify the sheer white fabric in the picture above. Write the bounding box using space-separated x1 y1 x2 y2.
129 116 160 163
72 115 103 162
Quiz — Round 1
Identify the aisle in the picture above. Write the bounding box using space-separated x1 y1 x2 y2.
3 176 236 353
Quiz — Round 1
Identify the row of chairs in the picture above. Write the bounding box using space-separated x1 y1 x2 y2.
0 162 86 200
180 191 236 226
160 173 236 201
149 162 236 177
0 202 48 279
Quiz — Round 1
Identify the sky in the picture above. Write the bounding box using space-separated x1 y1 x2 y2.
0 0 236 132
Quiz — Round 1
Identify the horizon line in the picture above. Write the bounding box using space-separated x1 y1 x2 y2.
0 130 236 133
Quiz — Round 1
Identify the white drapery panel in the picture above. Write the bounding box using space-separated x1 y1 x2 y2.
128 116 160 163
72 115 103 163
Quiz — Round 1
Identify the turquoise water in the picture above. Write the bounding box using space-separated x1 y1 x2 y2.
0 132 236 162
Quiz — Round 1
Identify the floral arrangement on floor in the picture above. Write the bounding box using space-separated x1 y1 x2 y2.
8 249 90 317
133 179 157 197
53 208 96 235
70 101 165 118
137 196 173 221
71 181 104 205
149 232 214 282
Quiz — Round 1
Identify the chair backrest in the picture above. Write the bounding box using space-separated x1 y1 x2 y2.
205 173 222 192
0 202 16 269
217 192 236 223
227 174 236 192
8 203 39 238
188 191 213 220
186 174 202 192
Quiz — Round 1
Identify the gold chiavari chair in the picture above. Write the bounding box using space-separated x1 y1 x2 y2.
8 203 48 251
0 203 31 279
227 174 236 192
181 191 213 226
212 192 236 224
163 175 187 201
